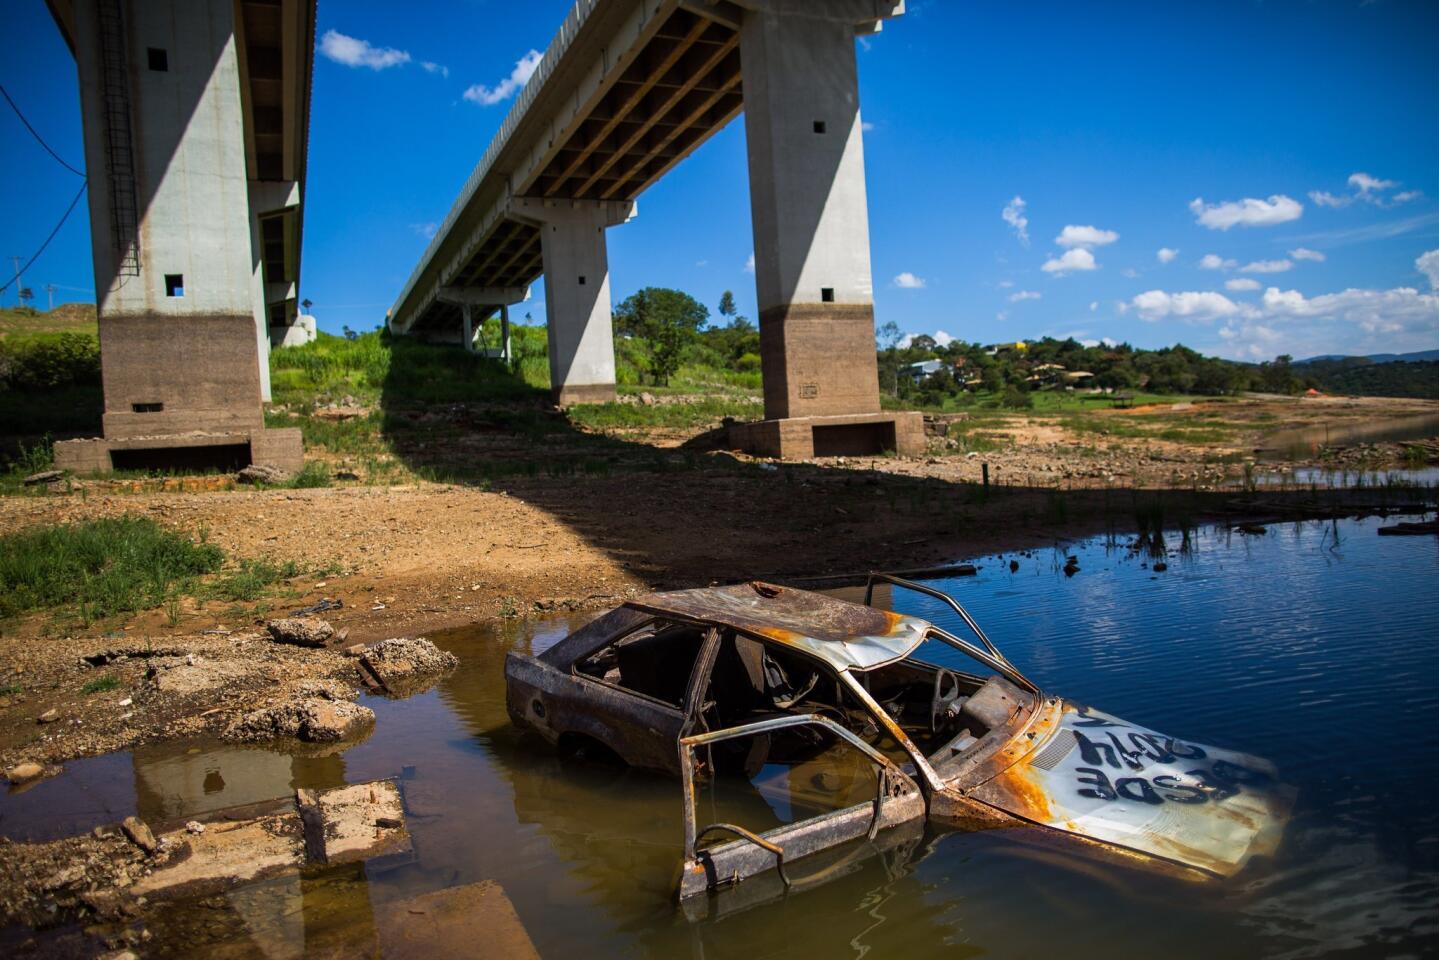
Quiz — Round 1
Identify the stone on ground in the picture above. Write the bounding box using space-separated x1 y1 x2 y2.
265 617 335 648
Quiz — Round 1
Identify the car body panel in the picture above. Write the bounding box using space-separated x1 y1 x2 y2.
966 703 1294 878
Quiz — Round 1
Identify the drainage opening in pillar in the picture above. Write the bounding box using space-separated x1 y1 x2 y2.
811 423 895 457
110 443 252 473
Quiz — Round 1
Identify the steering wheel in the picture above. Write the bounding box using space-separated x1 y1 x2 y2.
930 668 964 733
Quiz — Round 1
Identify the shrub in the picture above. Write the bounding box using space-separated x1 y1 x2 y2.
0 333 101 390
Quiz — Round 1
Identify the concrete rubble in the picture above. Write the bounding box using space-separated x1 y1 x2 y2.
265 616 337 648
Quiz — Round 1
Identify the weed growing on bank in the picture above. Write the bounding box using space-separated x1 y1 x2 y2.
0 517 337 627
0 517 225 621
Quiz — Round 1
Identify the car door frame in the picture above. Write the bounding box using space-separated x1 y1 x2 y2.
675 713 926 900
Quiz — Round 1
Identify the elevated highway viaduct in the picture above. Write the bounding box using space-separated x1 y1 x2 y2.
390 0 923 458
48 0 314 474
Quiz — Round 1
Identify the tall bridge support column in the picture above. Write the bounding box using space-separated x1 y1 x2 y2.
48 0 309 475
512 198 635 406
728 1 921 459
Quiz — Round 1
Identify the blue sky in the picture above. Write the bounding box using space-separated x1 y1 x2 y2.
4 0 1438 361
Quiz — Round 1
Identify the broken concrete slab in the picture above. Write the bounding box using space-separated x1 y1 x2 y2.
375 880 540 960
129 780 409 899
120 817 157 854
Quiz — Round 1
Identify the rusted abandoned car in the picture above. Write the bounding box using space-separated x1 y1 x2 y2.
505 576 1292 900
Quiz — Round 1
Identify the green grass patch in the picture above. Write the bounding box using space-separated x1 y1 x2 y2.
0 684 22 696
204 558 301 603
0 517 225 622
81 675 120 695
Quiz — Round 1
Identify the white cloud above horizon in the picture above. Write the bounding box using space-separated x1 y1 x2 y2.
1056 225 1119 248
897 330 955 348
893 271 926 289
421 61 449 78
744 253 755 273
1008 290 1041 302
1042 248 1097 275
410 222 438 239
1226 278 1261 291
1240 259 1293 274
1131 280 1439 361
1002 196 1029 246
1189 194 1303 230
1199 254 1237 270
1289 247 1326 262
1157 247 1179 264
319 30 410 70
1309 172 1420 210
1418 249 1439 291
464 49 542 106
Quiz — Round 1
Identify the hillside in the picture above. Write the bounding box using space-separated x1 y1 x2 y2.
0 304 97 339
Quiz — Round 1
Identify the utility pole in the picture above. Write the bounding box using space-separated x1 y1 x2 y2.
9 257 21 308
47 284 57 310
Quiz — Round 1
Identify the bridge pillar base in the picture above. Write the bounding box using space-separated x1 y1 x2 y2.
54 428 304 476
728 412 923 460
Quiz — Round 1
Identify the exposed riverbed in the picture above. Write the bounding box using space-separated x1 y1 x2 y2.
3 511 1437 958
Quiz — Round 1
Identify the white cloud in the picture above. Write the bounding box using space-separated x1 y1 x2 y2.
1348 172 1397 195
1310 174 1420 210
1041 248 1097 275
1121 268 1139 278
1156 247 1179 264
897 330 955 348
1002 196 1029 246
997 280 1015 289
1309 190 1352 209
996 310 1009 322
421 61 449 78
1417 249 1439 291
1189 194 1303 230
1008 290 1041 302
463 49 543 106
1132 289 1245 323
744 253 755 273
1136 280 1439 360
1226 278 1261 292
319 30 411 70
410 222 438 239
893 271 926 289
1055 225 1119 248
1199 254 1237 270
1089 301 1099 311
1289 247 1326 262
860 121 875 133
1240 259 1293 274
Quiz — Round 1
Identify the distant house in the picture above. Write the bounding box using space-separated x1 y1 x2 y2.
903 359 945 383
1062 370 1096 388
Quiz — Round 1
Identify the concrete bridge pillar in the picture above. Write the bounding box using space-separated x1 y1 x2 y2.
48 0 307 475
511 198 635 406
729 1 921 458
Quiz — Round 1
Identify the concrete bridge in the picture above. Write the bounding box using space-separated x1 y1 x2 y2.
50 0 313 474
390 0 922 457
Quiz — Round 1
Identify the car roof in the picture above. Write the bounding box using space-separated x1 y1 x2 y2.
625 582 930 672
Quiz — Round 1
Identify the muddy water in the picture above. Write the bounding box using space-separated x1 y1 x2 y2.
4 513 1439 957
1257 411 1439 460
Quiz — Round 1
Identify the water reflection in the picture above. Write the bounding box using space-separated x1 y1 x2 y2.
3 514 1437 957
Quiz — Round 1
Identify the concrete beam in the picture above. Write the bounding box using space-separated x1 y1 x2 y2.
436 285 530 307
510 199 637 405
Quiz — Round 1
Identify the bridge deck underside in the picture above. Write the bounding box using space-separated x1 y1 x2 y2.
407 6 743 335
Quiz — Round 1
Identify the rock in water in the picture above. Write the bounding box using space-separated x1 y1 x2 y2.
266 617 336 648
5 762 45 783
359 637 459 684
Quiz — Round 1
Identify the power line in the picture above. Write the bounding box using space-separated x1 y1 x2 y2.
0 81 86 178
0 181 88 296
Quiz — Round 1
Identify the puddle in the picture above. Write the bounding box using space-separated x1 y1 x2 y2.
4 516 1439 957
1257 412 1439 460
